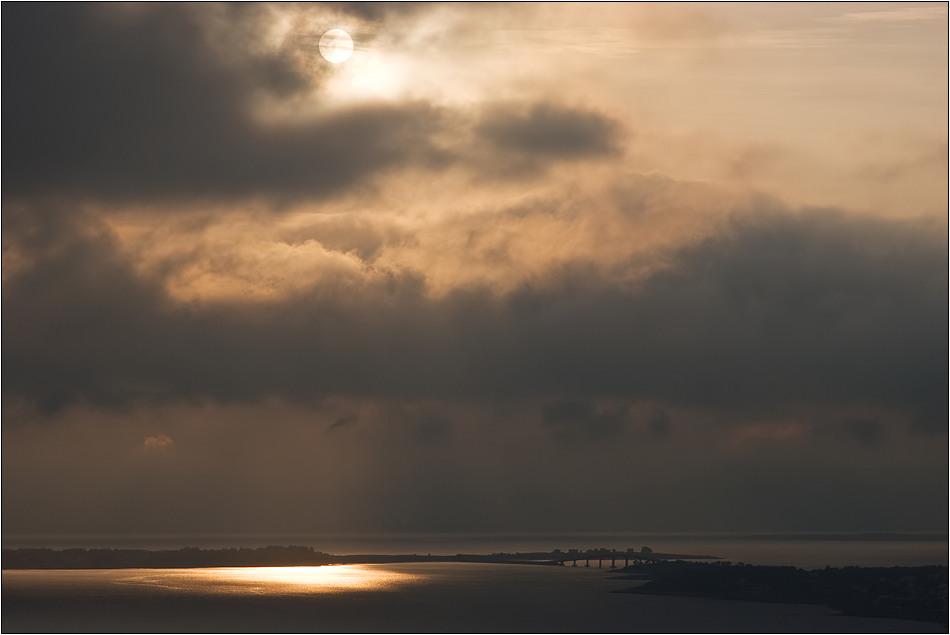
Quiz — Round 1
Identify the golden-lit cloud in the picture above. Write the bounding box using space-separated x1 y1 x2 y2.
143 434 174 452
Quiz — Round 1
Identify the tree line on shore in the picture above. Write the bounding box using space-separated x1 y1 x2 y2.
2 545 631 569
2 546 338 569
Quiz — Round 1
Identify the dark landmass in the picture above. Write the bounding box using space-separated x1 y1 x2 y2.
616 560 949 624
1 545 716 570
3 546 339 569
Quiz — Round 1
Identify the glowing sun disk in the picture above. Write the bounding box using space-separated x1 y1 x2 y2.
319 29 354 64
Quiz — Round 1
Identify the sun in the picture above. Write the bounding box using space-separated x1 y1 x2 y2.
319 29 354 64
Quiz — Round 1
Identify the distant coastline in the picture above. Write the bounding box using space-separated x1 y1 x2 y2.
725 532 949 542
1 545 717 570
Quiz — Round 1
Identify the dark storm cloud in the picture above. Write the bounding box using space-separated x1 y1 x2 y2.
4 201 945 435
329 415 358 431
636 209 946 429
3 5 635 205
417 417 453 444
2 4 449 202
541 400 630 443
475 103 622 173
1 203 175 413
334 2 428 22
839 418 884 445
646 410 673 439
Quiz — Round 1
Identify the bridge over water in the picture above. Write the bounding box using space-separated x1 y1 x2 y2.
485 548 722 569
556 549 719 568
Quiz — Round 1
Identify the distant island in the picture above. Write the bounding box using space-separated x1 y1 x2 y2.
1 545 715 569
615 560 948 624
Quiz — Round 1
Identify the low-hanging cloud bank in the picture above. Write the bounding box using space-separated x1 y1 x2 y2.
5 202 945 432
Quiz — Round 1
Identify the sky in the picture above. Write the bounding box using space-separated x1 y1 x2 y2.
3 2 947 538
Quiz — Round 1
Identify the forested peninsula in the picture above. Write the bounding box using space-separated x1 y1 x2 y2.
616 560 948 624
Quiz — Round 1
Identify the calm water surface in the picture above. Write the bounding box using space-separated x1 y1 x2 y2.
4 561 947 633
4 534 946 632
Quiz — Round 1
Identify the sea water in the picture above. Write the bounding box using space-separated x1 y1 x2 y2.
4 533 946 632
4 561 946 633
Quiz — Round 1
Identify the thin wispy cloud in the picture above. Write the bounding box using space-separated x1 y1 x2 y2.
826 5 948 23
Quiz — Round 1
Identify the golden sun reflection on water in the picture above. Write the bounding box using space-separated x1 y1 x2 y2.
125 565 420 595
